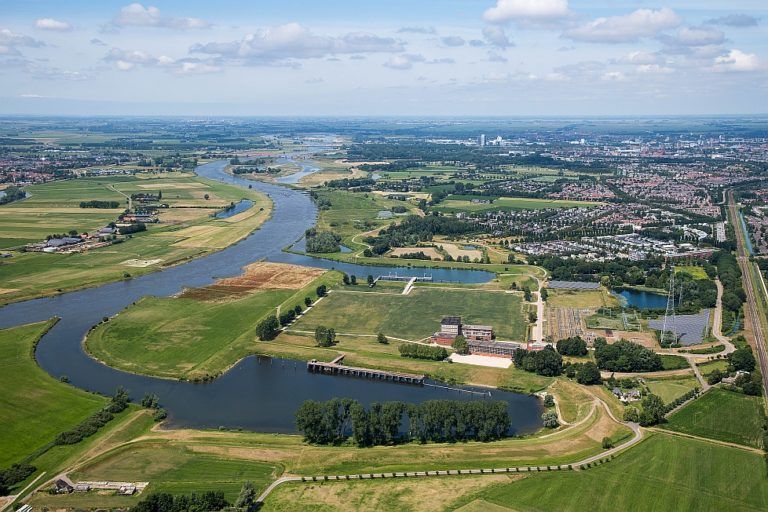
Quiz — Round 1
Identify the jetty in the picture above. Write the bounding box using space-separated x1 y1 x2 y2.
307 355 425 385
375 273 433 283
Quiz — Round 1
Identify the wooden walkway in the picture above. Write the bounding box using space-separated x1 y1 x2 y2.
307 355 425 385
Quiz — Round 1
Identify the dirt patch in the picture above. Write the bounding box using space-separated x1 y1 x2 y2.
389 247 443 260
179 262 325 301
122 259 163 268
433 242 483 261
0 288 19 295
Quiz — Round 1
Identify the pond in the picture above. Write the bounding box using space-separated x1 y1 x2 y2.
213 199 254 219
613 289 668 309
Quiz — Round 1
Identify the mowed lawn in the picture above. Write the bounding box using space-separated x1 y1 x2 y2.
645 376 699 404
662 388 766 448
86 290 293 380
293 287 527 341
466 433 768 512
0 320 106 467
32 443 279 509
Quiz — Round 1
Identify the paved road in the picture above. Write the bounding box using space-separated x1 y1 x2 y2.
728 191 768 397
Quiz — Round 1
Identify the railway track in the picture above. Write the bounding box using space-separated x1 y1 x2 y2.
727 191 768 397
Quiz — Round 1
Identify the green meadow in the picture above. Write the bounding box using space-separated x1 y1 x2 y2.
0 320 106 468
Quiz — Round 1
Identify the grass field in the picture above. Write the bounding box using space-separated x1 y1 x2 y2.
86 270 340 380
0 320 106 468
663 388 766 448
697 359 729 376
660 354 690 371
433 197 604 214
260 432 768 511
645 376 699 404
676 266 710 280
0 174 272 304
292 286 527 341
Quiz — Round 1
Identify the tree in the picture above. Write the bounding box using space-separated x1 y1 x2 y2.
315 325 336 347
638 394 665 426
576 362 602 385
204 193 210 200
342 274 350 285
316 284 327 297
729 347 756 372
523 286 532 301
350 275 357 285
541 411 559 428
540 288 548 301
304 296 313 307
255 316 280 341
528 311 538 323
452 335 469 355
367 274 374 286
377 332 389 345
140 393 159 409
543 394 555 407
294 304 303 316
235 482 257 511
602 437 613 449
556 336 588 356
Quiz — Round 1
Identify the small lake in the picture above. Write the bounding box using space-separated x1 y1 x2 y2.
613 289 668 309
214 199 254 219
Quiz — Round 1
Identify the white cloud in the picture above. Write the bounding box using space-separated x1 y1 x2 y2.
397 26 436 35
0 28 44 49
482 25 513 48
191 23 403 65
636 64 673 75
35 18 73 32
615 51 662 65
602 71 626 81
484 0 572 25
713 49 761 72
441 36 465 47
564 8 681 44
487 51 508 63
705 14 759 28
105 47 220 74
662 27 725 47
113 3 210 30
384 53 425 70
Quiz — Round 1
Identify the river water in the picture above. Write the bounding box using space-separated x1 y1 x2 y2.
0 161 542 434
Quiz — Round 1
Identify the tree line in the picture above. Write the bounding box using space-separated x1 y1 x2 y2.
296 398 511 446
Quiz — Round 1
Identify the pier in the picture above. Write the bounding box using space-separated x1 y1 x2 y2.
307 355 425 385
375 273 433 283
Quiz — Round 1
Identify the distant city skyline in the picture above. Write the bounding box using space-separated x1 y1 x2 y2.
1 0 766 115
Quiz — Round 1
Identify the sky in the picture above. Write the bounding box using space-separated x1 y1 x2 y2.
0 0 766 116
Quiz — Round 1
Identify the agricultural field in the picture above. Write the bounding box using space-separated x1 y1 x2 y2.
433 197 604 214
259 433 768 511
645 376 700 404
291 286 527 342
0 320 106 468
86 264 337 380
0 174 272 304
663 388 767 448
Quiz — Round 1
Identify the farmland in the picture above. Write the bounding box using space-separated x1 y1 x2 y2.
85 264 338 380
0 320 106 468
0 173 272 304
260 433 768 511
291 286 527 342
663 388 766 448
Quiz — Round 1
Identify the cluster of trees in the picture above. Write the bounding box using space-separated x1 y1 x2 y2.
55 388 129 445
714 251 745 332
140 393 167 422
133 491 228 512
624 394 666 426
563 361 602 385
305 229 341 253
314 325 337 347
396 251 433 260
0 185 26 205
452 335 469 355
398 343 447 360
279 304 303 326
79 200 121 209
530 256 665 285
594 338 663 373
0 463 36 496
364 214 476 255
556 337 588 356
119 222 147 235
513 346 562 376
296 398 511 446
255 316 280 341
707 347 762 395
326 177 377 190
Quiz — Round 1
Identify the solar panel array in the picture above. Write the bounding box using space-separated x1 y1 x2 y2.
648 310 711 346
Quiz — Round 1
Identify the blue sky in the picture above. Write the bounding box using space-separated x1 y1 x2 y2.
1 1 766 115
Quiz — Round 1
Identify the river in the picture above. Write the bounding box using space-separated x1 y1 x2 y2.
0 161 542 434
